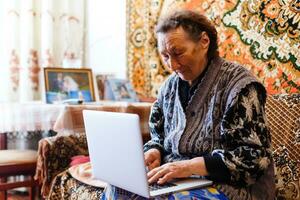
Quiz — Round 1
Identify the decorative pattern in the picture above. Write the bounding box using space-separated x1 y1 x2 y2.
43 49 55 68
101 184 228 199
266 94 300 199
127 0 300 97
48 170 103 200
273 145 299 199
222 0 300 94
9 50 20 91
126 0 172 97
28 49 41 91
35 132 89 197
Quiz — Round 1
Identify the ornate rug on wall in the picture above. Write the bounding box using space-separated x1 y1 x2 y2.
126 0 300 97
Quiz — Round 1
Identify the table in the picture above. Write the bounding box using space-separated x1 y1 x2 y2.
0 102 65 149
0 102 65 134
0 101 153 149
53 101 152 140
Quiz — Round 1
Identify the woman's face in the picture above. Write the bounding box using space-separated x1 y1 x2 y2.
157 27 210 84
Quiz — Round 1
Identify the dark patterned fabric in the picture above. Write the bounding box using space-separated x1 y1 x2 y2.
144 57 274 199
35 132 88 197
48 170 103 200
46 133 88 180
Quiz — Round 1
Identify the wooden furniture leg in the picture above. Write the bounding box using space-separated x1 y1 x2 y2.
0 133 7 150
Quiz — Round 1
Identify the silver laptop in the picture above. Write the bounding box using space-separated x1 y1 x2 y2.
83 110 212 198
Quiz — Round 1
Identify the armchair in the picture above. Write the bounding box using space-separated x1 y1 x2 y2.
35 95 300 200
34 102 152 198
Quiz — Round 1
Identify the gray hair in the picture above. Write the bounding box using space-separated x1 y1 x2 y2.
156 10 219 60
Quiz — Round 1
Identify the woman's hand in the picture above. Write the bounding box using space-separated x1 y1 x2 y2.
144 148 161 171
147 157 208 184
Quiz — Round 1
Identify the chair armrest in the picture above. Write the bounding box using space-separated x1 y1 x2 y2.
266 94 300 199
35 132 88 197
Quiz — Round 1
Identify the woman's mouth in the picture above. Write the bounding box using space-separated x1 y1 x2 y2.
175 70 185 74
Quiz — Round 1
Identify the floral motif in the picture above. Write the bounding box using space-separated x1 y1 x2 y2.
222 0 299 93
127 0 299 96
27 49 41 91
263 59 280 78
43 49 54 67
262 0 281 20
273 145 300 199
9 49 20 91
48 171 103 200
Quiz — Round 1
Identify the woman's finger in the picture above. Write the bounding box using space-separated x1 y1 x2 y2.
148 166 169 184
148 159 160 171
157 172 173 184
147 164 162 178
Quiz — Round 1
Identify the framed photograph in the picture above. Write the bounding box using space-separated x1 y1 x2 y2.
44 67 95 104
95 74 115 100
105 78 138 102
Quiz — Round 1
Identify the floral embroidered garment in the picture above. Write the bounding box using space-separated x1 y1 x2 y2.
101 185 228 200
144 57 275 199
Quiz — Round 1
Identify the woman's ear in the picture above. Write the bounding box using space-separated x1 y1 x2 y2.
200 32 210 49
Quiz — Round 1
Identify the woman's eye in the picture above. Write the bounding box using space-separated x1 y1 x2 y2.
162 54 169 60
173 50 183 56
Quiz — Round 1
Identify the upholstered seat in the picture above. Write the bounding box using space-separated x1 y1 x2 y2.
0 150 38 200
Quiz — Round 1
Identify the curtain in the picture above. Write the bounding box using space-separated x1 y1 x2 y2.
0 0 86 102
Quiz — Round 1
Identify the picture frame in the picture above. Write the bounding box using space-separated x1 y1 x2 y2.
105 78 138 102
95 73 115 100
44 67 95 104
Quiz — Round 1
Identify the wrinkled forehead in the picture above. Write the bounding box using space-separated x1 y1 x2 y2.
156 27 190 52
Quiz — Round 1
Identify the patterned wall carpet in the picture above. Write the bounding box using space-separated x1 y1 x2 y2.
126 0 300 97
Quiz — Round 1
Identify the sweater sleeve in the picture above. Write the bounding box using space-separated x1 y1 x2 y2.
143 100 165 155
211 83 272 186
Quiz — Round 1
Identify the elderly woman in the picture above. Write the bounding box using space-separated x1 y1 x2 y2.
141 10 275 200
100 9 274 200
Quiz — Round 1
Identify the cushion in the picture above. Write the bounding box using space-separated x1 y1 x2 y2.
70 155 90 167
68 162 107 188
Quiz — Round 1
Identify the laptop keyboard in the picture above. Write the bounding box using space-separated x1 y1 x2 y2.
149 182 177 191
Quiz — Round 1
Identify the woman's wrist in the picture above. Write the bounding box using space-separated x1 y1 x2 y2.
188 157 209 176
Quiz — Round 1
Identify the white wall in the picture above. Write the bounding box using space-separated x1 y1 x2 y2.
86 0 127 79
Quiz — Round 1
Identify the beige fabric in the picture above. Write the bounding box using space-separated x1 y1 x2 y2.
68 162 107 188
0 150 37 164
